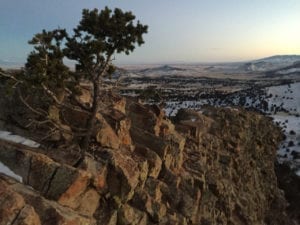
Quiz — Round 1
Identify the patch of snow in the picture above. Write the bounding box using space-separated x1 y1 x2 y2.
0 162 23 182
0 130 40 182
265 82 300 114
0 131 40 148
165 100 208 116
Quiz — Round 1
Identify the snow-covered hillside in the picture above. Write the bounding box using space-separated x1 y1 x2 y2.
264 83 300 171
241 55 300 72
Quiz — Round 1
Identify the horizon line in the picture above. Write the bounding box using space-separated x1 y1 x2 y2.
1 54 300 69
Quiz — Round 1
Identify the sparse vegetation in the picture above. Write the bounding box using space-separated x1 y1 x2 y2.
288 141 294 147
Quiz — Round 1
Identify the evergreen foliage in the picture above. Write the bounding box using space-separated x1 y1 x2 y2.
25 29 70 91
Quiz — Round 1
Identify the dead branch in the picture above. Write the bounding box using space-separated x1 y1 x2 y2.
18 89 47 117
41 83 62 104
41 82 91 115
26 118 52 128
27 117 87 137
0 71 23 87
40 128 59 141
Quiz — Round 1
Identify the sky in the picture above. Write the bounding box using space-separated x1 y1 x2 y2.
0 0 300 65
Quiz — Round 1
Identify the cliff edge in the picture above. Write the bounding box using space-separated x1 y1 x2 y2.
0 96 296 225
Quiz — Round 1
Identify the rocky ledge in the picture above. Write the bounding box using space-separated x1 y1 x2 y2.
0 97 297 225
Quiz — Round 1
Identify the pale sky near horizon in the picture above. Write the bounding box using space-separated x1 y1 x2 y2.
0 0 300 64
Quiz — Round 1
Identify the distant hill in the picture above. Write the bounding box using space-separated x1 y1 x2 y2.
111 65 189 79
110 67 141 80
265 61 300 77
240 55 300 72
139 65 186 73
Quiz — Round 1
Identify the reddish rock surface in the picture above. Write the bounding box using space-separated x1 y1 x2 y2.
0 97 297 225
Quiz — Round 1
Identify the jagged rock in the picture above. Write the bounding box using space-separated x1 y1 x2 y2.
130 189 167 223
163 132 185 172
101 108 132 147
95 113 121 149
175 109 213 142
96 147 140 202
130 127 168 158
13 205 41 225
0 141 100 217
0 97 297 225
61 107 124 150
117 204 148 225
28 152 59 193
79 156 108 193
134 145 162 179
53 168 96 216
74 188 100 217
0 174 96 225
130 127 185 173
159 119 175 137
111 94 127 114
100 92 128 114
0 178 89 225
127 102 162 136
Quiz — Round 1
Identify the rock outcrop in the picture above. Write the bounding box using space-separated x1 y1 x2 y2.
0 96 296 225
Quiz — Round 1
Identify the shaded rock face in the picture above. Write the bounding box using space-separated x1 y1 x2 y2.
0 97 296 225
275 163 300 222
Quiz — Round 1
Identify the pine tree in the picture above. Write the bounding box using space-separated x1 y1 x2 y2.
25 29 70 97
2 7 148 158
65 7 148 152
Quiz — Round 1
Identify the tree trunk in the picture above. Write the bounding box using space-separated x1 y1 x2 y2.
79 58 111 160
80 79 100 154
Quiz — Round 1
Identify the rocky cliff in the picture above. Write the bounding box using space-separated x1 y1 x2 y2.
0 96 296 225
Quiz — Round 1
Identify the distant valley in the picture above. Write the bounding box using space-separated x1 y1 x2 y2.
113 55 300 175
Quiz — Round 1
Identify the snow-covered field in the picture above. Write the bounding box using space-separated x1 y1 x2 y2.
266 83 300 114
265 83 300 173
